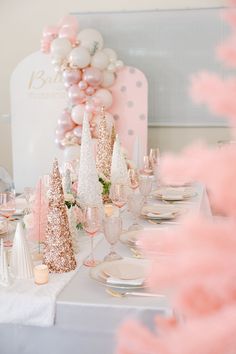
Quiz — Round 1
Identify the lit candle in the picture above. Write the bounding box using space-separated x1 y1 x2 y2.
34 264 49 285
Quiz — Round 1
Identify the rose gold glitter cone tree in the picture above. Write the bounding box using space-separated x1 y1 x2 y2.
96 108 113 179
43 159 76 273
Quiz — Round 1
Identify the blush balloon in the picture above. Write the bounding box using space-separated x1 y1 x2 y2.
59 26 77 44
83 67 102 87
94 88 113 109
59 15 79 32
73 126 83 138
43 25 59 39
71 104 86 125
63 69 81 88
78 80 88 90
68 85 86 105
85 102 95 113
85 86 95 96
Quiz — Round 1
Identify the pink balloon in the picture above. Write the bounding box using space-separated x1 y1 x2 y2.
63 70 81 88
55 126 67 139
57 109 75 130
43 25 59 39
92 96 101 107
59 15 79 32
78 80 88 90
82 67 102 87
86 86 95 96
40 39 51 53
59 27 77 44
71 104 86 125
73 126 82 138
68 85 86 105
54 137 64 149
85 102 95 113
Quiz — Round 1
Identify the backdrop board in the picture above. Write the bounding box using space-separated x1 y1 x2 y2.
73 7 233 127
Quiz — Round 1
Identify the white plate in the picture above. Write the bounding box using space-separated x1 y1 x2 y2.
142 204 180 220
90 258 149 289
152 186 196 201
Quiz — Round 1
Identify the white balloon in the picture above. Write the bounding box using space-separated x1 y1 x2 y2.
71 104 86 125
103 48 118 63
77 28 104 54
95 89 113 109
91 51 109 70
107 63 116 72
69 46 91 69
51 56 63 66
101 70 115 88
51 38 72 59
115 60 124 70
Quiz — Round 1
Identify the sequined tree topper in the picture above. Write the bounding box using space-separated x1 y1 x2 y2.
43 159 76 273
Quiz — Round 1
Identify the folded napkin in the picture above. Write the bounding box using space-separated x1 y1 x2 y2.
106 276 145 286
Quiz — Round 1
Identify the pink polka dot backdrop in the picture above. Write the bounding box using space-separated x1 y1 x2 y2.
109 66 148 159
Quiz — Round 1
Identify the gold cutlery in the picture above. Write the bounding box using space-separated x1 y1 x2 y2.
106 288 165 298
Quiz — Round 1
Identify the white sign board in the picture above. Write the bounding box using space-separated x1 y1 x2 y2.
11 51 66 192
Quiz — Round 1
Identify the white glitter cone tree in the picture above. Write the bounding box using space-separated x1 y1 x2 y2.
43 159 76 273
0 239 10 286
10 222 33 279
77 113 103 210
110 135 129 185
67 207 79 254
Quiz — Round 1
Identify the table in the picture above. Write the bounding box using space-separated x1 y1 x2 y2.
0 184 211 354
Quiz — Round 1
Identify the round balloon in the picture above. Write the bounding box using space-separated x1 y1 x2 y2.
94 89 113 109
63 69 81 88
69 46 91 69
59 15 79 32
78 80 88 90
82 67 102 87
51 38 72 59
73 126 83 138
43 25 59 39
68 85 86 105
102 48 117 63
58 110 75 131
71 104 86 125
101 70 115 88
77 28 104 54
59 27 77 44
91 51 109 70
115 60 124 70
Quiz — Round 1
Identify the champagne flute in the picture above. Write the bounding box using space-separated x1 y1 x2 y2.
103 215 122 261
83 206 101 267
109 183 128 211
23 187 34 214
0 192 16 239
128 169 139 190
127 193 145 231
139 175 153 203
149 148 161 186
141 155 153 175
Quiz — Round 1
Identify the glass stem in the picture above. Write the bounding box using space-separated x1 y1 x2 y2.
90 236 94 262
110 244 114 254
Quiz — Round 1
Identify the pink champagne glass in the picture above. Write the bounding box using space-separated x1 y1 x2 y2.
127 193 145 231
83 206 101 267
141 155 153 175
139 175 153 204
149 148 161 185
109 183 128 212
103 215 122 261
128 169 139 190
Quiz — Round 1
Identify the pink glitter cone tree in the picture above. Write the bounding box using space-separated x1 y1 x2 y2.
43 159 76 273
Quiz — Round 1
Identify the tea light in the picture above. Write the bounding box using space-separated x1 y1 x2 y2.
34 264 49 285
104 204 113 217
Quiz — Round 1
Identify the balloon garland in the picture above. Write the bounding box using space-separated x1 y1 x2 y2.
40 15 124 148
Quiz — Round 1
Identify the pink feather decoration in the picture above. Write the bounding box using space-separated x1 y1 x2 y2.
160 143 236 216
28 178 48 244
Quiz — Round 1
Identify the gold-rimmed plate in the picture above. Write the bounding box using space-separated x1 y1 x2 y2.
90 258 149 289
